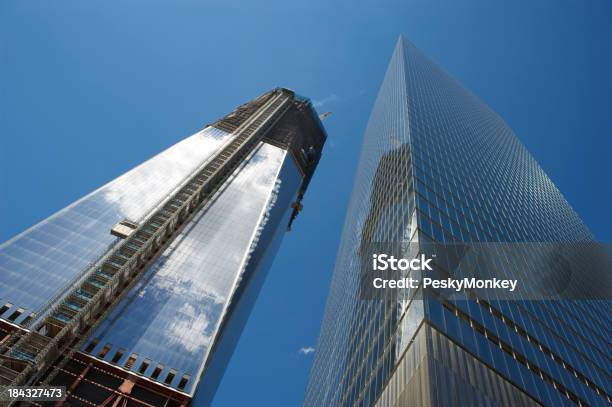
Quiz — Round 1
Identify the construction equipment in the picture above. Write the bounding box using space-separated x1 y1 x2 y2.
0 88 294 400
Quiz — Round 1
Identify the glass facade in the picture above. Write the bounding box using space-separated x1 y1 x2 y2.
81 142 303 395
0 127 233 322
305 37 610 407
0 88 327 403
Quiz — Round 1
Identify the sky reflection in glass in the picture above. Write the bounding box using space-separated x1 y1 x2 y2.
82 143 300 393
0 127 232 320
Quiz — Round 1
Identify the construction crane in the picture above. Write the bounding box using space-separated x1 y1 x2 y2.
318 111 332 121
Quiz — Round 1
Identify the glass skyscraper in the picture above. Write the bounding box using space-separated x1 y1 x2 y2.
0 88 326 406
305 38 610 407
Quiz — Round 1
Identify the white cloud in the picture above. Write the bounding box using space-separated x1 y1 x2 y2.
103 128 232 221
168 303 213 353
299 346 315 355
312 94 338 108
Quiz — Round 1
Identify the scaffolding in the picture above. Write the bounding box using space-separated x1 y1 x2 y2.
0 88 294 403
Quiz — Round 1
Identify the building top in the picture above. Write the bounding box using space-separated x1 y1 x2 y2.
212 87 327 183
212 87 328 229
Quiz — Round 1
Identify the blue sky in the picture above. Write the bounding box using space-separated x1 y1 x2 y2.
1 0 611 406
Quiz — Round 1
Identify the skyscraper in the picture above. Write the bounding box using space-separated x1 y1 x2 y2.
0 88 326 406
305 38 610 406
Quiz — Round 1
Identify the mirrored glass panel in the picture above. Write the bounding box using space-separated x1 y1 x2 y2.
0 127 233 319
82 143 302 393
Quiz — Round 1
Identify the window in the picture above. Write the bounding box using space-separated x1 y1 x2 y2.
164 369 177 385
98 344 112 358
124 353 138 369
85 339 99 353
138 358 151 374
111 348 125 364
178 374 190 390
7 308 23 322
151 364 164 380
0 303 12 315
20 313 34 326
